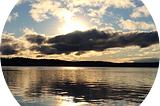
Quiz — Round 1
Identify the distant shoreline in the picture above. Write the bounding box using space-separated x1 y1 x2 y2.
1 57 159 67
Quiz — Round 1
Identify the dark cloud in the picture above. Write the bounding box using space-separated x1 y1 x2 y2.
23 34 46 45
75 51 86 55
38 29 158 55
1 34 16 44
52 44 80 54
36 55 45 58
1 38 14 44
0 45 18 55
30 45 57 55
1 29 159 56
47 29 111 45
0 34 25 55
30 44 80 55
0 42 25 55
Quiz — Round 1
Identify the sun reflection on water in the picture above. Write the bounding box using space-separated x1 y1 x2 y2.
60 96 87 106
65 67 78 70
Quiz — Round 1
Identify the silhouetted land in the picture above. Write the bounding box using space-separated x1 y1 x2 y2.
1 57 159 67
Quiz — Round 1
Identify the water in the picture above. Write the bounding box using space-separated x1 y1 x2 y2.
2 66 158 106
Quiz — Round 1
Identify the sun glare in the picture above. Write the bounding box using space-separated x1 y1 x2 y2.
59 22 89 34
59 12 89 34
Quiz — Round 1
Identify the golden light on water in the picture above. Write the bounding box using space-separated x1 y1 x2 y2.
58 96 87 106
65 67 78 70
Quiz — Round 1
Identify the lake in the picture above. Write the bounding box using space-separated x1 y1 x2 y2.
2 66 158 106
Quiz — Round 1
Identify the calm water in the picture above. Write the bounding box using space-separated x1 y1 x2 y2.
2 66 158 106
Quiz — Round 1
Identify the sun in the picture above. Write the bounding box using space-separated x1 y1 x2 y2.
59 22 89 34
59 12 89 34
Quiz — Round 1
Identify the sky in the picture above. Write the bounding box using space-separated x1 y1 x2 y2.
0 0 160 63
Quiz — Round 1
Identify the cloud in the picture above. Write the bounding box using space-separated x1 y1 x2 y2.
66 0 101 7
23 27 38 34
0 45 19 55
119 18 155 30
88 9 97 17
90 18 101 25
143 51 160 55
1 29 159 57
7 12 19 22
105 0 136 8
66 0 135 8
16 0 23 5
100 26 115 32
1 33 16 43
16 0 33 5
130 6 150 18
152 45 160 51
104 57 133 63
36 55 45 58
131 57 159 63
75 51 86 56
29 0 78 22
103 49 121 55
73 0 135 18
30 45 57 55
13 12 19 17
26 29 159 55
71 7 83 13
79 0 135 17
8 33 15 36
28 0 136 22
23 34 46 45
29 0 64 22
1 33 25 55
88 6 107 17
7 16 12 22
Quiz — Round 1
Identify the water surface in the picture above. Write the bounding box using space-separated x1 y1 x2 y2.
2 66 157 106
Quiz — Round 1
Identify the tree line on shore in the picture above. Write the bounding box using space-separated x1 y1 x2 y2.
1 57 159 67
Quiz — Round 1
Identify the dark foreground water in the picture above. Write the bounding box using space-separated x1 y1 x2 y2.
2 66 158 106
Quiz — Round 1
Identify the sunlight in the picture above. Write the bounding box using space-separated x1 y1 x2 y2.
59 12 89 34
59 96 86 106
59 22 89 34
65 67 78 70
